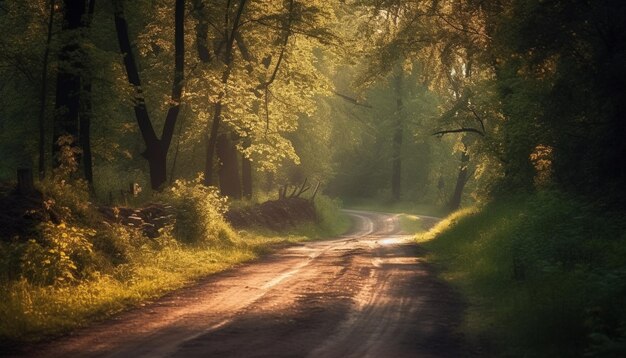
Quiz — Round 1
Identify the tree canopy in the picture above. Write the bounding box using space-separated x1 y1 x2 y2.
0 0 624 207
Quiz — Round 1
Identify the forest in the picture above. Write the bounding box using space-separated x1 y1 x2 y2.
1 0 625 357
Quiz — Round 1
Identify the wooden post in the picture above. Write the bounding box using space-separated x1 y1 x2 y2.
17 168 35 195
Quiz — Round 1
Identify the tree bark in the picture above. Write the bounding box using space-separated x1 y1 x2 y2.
37 0 56 180
203 0 247 187
192 0 211 62
53 0 87 162
447 145 470 212
79 0 96 184
113 0 185 190
80 80 93 183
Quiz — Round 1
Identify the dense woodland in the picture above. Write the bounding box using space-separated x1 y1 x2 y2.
3 0 624 207
1 0 626 356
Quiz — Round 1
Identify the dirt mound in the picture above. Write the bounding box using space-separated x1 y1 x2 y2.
225 198 316 230
98 204 175 238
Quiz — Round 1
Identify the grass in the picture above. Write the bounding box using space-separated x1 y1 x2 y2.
417 191 626 357
0 232 321 345
397 214 431 234
0 185 349 346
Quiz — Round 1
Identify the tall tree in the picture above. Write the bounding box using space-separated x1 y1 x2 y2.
78 0 95 183
203 0 247 193
113 0 185 190
37 0 56 179
53 0 87 165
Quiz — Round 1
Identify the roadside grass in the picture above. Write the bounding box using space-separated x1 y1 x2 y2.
314 195 352 237
418 191 626 357
397 214 430 234
0 232 311 344
0 179 348 345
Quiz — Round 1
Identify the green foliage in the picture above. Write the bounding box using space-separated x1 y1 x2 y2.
0 223 347 344
313 195 350 236
420 192 626 357
35 135 93 221
20 222 96 286
92 223 150 266
161 177 233 244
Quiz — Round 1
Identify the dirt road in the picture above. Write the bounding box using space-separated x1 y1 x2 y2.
15 211 469 358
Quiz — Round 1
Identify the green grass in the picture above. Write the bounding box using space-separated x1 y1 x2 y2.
0 232 317 345
397 214 430 234
0 186 349 346
418 191 626 357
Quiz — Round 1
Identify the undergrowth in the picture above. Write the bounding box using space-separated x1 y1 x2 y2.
419 191 626 357
0 172 348 345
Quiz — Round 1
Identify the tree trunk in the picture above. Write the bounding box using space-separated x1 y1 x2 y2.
37 0 56 180
79 0 96 184
203 0 247 187
391 67 404 201
241 137 252 199
447 147 470 212
191 0 211 62
204 101 222 186
17 168 35 196
53 0 87 161
145 142 168 191
216 133 241 199
80 79 93 183
113 0 185 190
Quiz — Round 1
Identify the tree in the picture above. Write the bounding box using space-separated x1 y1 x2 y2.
52 0 88 169
113 0 185 190
37 0 56 180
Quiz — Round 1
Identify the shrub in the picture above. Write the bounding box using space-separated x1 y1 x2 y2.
160 177 234 244
20 222 96 286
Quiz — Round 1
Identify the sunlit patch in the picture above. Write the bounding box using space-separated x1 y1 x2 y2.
386 257 420 265
379 237 403 246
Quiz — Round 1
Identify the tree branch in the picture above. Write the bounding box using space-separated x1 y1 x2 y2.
467 106 486 134
433 127 485 137
334 91 373 108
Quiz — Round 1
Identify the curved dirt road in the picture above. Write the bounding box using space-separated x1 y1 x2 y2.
15 211 468 358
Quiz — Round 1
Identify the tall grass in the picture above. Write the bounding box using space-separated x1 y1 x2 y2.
419 191 626 357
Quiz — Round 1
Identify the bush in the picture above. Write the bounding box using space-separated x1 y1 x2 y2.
160 177 234 244
16 222 96 286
